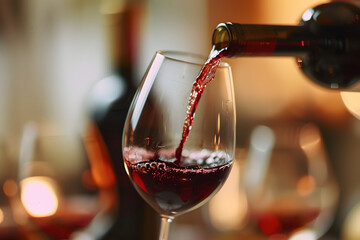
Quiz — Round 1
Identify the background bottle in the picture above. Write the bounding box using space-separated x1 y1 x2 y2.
212 2 360 91
85 3 158 240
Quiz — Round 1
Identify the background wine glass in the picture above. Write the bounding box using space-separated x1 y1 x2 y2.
122 51 236 240
15 122 101 239
243 122 339 240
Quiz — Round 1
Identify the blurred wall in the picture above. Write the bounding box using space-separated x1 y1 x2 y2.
0 0 108 143
136 0 209 82
0 0 110 199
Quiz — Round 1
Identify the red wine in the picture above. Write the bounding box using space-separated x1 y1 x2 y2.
253 208 320 236
31 210 95 239
175 49 226 165
124 148 232 216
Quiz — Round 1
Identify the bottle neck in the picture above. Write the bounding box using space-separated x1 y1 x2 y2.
104 6 137 82
213 23 313 57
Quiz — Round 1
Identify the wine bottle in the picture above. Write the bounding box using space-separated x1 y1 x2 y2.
212 1 360 90
85 4 158 240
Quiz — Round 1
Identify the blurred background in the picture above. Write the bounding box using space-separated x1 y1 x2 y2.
1 0 360 239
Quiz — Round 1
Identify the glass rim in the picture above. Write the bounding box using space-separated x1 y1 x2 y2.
156 50 230 68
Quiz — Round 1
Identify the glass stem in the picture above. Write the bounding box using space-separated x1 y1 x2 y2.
159 216 173 240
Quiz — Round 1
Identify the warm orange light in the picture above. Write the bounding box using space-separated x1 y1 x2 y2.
21 176 58 217
340 92 360 120
83 122 116 188
3 179 18 197
297 175 316 196
0 208 3 224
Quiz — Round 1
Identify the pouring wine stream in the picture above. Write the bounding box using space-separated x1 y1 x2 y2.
175 48 226 166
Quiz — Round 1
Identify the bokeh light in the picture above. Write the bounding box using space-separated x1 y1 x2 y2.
21 176 59 218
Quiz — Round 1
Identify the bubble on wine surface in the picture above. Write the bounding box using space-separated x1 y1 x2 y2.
150 162 157 170
206 157 215 165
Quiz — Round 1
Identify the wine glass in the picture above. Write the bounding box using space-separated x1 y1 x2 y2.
122 51 236 240
16 122 101 239
243 123 339 240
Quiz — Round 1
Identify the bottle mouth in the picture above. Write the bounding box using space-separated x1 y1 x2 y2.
212 23 231 52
